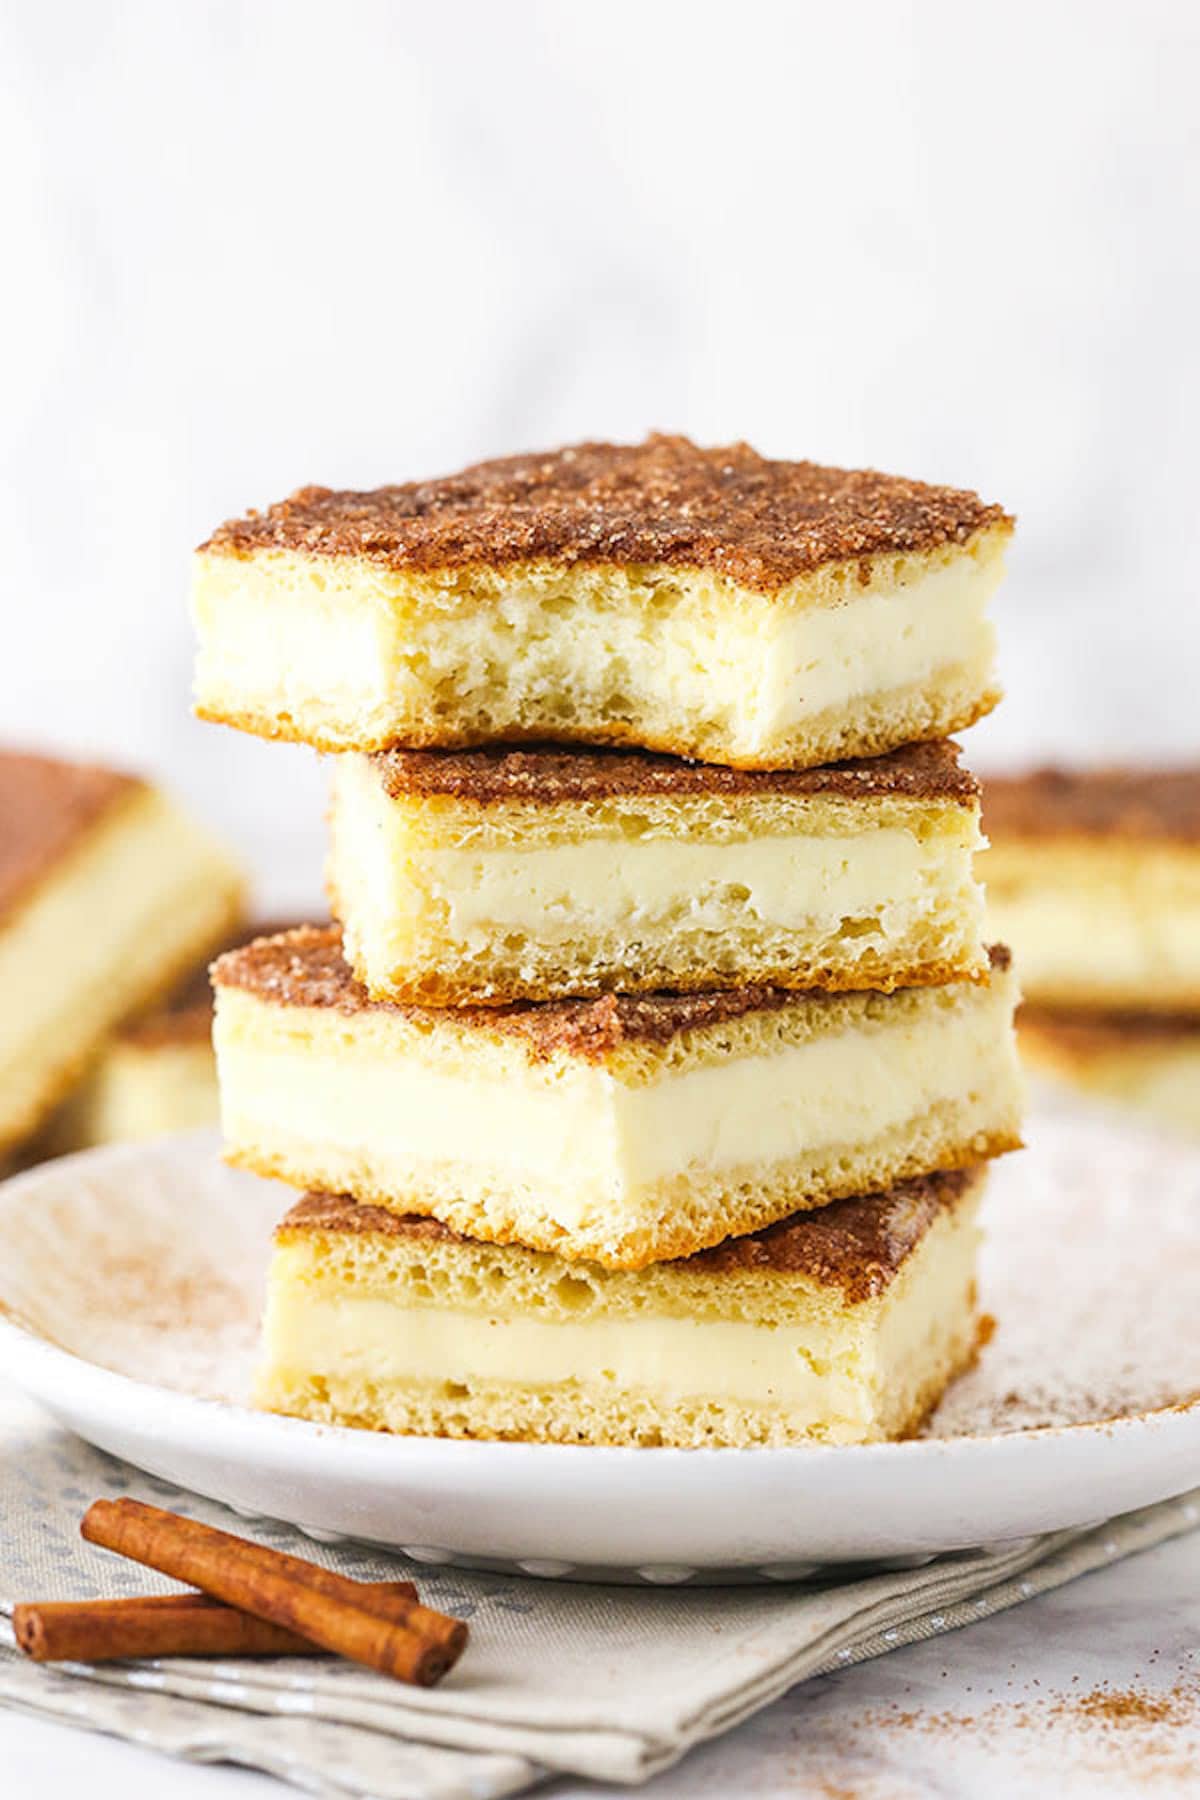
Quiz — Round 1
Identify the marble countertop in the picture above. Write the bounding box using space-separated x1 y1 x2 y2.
6 1522 1197 1799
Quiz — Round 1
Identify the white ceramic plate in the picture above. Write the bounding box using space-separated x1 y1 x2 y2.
1 1113 1198 1583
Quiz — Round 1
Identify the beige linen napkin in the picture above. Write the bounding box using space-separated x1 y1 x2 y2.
1 1388 1196 1800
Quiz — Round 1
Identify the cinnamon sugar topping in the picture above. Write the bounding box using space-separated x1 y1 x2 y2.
369 738 980 806
0 749 140 928
200 435 1010 591
214 926 804 1056
214 927 1010 1064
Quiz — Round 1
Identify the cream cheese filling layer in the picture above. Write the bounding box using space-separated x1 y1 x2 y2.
219 996 1010 1222
767 553 998 725
361 827 980 948
263 1288 866 1411
195 545 1000 748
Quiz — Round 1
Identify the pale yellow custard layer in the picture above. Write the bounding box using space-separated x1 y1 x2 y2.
220 996 1010 1223
267 1290 862 1410
215 959 1022 1267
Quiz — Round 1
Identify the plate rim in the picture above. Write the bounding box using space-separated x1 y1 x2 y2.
3 1122 1199 1473
6 1128 1200 1572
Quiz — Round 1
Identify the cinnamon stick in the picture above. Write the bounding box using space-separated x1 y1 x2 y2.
14 1581 418 1663
80 1499 467 1685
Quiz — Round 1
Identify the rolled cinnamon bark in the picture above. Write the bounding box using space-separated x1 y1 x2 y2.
13 1581 418 1662
80 1498 466 1685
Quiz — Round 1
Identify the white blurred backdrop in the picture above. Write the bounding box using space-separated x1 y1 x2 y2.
2 0 1198 907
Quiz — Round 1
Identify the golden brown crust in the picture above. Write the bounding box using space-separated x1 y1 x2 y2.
368 738 979 806
340 952 991 1010
279 1166 980 1303
985 766 1200 845
1019 1002 1200 1055
0 749 141 928
198 435 1011 593
215 926 1010 1063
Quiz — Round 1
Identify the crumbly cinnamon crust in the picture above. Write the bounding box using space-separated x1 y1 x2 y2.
368 738 979 806
199 435 1011 592
332 952 992 1010
985 766 1200 844
280 1166 978 1303
0 749 140 927
215 926 1010 1064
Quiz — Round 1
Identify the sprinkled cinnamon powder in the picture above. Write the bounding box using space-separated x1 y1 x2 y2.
927 1103 1200 1435
1074 1685 1186 1727
825 1674 1200 1787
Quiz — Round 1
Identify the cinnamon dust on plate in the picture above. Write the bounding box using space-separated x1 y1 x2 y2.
856 1672 1200 1785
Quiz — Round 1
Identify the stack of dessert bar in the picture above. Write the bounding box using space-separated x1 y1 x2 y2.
194 436 1024 1447
41 917 300 1155
0 747 244 1169
985 766 1200 1137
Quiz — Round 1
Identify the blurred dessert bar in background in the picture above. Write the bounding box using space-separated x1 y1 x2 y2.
0 748 244 1162
328 740 989 1006
983 766 1200 1134
1016 1007 1200 1138
41 920 300 1155
984 767 1200 1011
